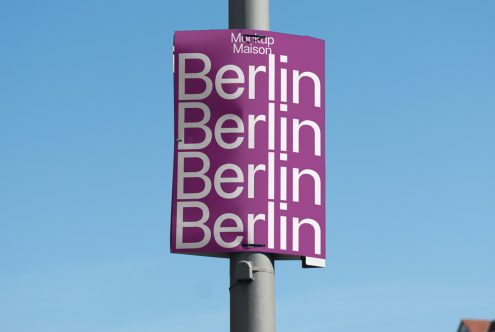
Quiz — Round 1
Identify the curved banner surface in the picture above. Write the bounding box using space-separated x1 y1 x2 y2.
171 29 326 267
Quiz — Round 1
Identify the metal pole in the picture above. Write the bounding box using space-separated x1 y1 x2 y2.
229 0 269 30
228 1 274 332
230 253 275 332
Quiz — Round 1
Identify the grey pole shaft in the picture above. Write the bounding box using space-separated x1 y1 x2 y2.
230 253 275 332
228 1 274 332
229 0 269 30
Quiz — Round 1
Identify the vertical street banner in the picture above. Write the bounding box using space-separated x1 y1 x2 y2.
171 30 326 267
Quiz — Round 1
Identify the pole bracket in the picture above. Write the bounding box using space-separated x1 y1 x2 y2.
234 260 274 284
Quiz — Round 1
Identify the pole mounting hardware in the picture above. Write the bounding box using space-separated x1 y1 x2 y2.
235 259 275 283
235 260 254 281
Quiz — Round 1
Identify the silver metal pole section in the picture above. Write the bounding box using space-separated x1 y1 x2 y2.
229 0 269 30
230 253 275 332
228 2 274 332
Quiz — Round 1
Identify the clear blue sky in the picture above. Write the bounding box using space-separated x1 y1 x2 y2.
1 0 494 331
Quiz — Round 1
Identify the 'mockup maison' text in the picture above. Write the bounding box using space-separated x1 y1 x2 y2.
231 32 274 54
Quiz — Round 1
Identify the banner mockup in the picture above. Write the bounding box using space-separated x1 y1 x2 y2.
171 30 325 267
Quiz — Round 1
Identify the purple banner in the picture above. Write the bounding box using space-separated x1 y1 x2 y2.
171 30 325 267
